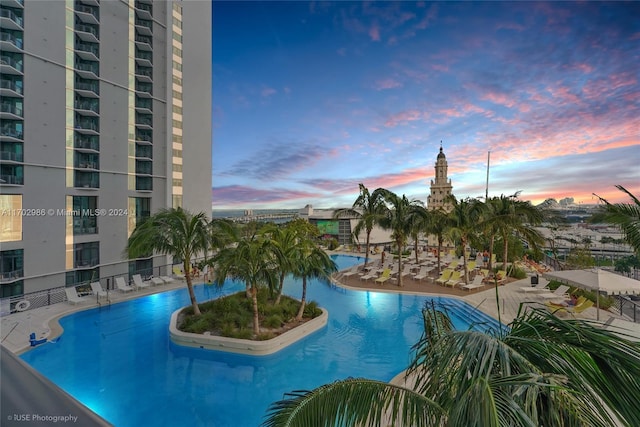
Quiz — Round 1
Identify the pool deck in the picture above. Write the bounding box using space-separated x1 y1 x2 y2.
2 251 638 355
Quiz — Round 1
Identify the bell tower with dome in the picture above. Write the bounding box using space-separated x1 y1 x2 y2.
427 144 454 211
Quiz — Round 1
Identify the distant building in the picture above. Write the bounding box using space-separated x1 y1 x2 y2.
427 146 454 211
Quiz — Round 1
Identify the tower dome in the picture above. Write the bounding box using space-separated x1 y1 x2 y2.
437 146 446 159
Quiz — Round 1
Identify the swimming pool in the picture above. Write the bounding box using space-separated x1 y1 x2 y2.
21 255 501 426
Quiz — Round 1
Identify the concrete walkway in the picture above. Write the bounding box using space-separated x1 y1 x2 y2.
1 278 188 354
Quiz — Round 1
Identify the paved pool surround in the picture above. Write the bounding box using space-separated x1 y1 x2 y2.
169 307 329 355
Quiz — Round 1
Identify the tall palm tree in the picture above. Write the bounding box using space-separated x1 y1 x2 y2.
375 188 425 287
334 184 385 268
484 193 546 275
291 243 337 321
593 185 640 255
263 304 640 427
446 196 485 285
424 207 454 274
212 233 279 336
126 207 208 316
408 205 431 265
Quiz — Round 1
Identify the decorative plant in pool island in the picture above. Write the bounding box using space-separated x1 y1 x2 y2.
126 207 208 315
263 303 640 427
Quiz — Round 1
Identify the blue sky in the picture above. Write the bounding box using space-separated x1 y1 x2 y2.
212 1 639 210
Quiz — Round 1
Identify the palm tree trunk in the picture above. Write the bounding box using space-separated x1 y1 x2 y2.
488 235 495 272
397 238 404 287
502 233 509 274
414 237 419 265
461 237 469 285
437 236 443 273
364 230 371 267
296 278 307 321
251 285 260 336
275 273 285 305
185 261 201 316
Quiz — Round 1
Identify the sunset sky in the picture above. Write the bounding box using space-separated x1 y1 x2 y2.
211 1 639 210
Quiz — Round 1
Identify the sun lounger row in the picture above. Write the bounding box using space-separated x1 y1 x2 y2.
65 275 177 304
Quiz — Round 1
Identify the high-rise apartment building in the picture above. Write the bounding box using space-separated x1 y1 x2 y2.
0 0 212 297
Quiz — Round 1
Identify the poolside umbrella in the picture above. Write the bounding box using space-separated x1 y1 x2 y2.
0 344 112 426
543 269 640 320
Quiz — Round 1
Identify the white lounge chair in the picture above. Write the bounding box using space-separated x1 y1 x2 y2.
150 277 165 286
132 274 150 290
160 275 175 284
538 285 570 300
461 274 485 291
115 276 135 293
413 266 430 281
65 287 87 305
90 282 108 299
520 278 550 293
342 265 360 278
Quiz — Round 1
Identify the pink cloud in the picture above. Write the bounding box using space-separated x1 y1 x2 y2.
369 22 381 41
384 109 424 127
374 78 402 90
261 86 277 97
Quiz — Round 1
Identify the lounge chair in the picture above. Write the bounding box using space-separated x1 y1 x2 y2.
160 275 175 284
435 269 453 285
360 270 377 281
400 264 413 278
413 266 430 281
546 299 593 316
538 285 570 300
90 282 108 299
461 274 485 291
172 266 185 279
65 287 88 305
132 274 151 289
520 279 550 293
374 268 392 284
115 276 135 293
150 277 165 286
444 270 462 287
341 265 360 279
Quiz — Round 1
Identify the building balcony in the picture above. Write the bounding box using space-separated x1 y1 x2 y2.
135 159 152 175
134 34 153 51
78 0 99 7
135 176 153 192
134 65 152 84
0 164 23 185
75 23 100 44
74 134 99 152
75 41 99 61
134 145 152 160
74 170 99 189
74 2 99 25
0 0 24 9
0 100 23 120
75 79 99 97
74 98 99 116
134 97 152 113
75 258 99 268
135 81 152 97
74 59 99 79
135 114 152 130
0 54 23 75
74 118 100 135
73 217 98 235
0 78 22 97
134 49 152 67
135 131 152 145
0 31 23 53
0 122 22 141
135 17 152 36
0 8 24 31
0 269 23 284
134 1 152 20
0 148 23 163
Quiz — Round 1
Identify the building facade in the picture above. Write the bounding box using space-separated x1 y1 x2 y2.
426 146 453 211
0 0 211 297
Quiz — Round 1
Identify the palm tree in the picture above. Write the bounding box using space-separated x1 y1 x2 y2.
446 196 485 285
408 205 431 265
291 243 337 321
424 207 454 274
212 232 279 336
333 184 385 268
483 193 546 275
375 188 425 287
126 207 208 316
263 304 640 427
593 185 640 255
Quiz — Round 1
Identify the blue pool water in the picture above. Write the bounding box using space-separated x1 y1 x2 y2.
21 255 501 426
